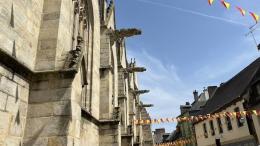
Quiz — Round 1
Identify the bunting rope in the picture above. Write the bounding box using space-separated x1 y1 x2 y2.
155 137 196 146
133 109 260 125
137 0 248 27
208 0 259 23
136 0 259 26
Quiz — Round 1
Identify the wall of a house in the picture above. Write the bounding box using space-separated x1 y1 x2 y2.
195 100 255 146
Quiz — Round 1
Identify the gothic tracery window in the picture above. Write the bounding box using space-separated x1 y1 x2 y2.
73 0 94 113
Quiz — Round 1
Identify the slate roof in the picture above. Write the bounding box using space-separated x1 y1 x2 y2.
165 128 181 142
198 57 260 115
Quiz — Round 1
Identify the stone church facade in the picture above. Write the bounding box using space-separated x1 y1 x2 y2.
0 0 154 146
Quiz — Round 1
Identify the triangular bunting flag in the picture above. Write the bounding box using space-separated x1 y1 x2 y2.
221 0 231 9
208 0 214 6
250 12 259 23
252 110 257 115
236 6 246 16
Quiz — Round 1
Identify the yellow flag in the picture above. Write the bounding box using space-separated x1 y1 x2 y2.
208 0 214 6
236 6 246 16
252 110 257 115
221 1 231 9
250 12 259 23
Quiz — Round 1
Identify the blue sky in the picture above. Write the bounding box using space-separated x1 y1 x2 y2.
115 0 260 133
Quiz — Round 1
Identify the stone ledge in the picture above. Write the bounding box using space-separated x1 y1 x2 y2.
99 119 120 125
121 134 133 138
118 95 127 100
81 108 100 126
0 48 78 81
100 65 113 71
82 107 120 127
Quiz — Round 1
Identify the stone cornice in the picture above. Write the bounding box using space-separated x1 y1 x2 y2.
0 48 78 81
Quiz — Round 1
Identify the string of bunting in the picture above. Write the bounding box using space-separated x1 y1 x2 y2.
155 137 195 146
134 109 260 125
208 0 259 23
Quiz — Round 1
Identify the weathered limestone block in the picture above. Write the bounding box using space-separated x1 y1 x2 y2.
0 0 44 69
17 85 29 103
100 32 112 68
24 136 69 146
80 119 99 146
14 74 29 89
0 32 13 55
0 76 17 97
47 136 67 146
6 96 19 115
27 101 71 118
100 70 113 120
24 116 70 138
4 136 21 146
23 137 48 146
70 101 81 120
0 65 13 79
18 101 28 118
0 91 8 110
0 0 12 24
29 88 71 103
31 78 72 90
100 124 121 146
68 119 80 139
0 112 12 136
35 0 62 71
9 116 26 137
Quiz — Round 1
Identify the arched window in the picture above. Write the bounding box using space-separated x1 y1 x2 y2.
80 57 87 86
81 57 89 109
74 0 94 113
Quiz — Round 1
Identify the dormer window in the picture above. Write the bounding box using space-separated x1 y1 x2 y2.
249 81 260 104
251 83 260 96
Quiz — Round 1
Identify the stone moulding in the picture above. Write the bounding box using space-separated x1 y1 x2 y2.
81 108 100 126
0 48 78 82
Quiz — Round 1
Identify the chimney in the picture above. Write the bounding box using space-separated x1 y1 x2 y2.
193 90 199 101
180 102 191 114
258 44 260 51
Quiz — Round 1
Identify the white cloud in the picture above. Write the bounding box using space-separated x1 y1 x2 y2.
127 48 194 132
194 51 259 81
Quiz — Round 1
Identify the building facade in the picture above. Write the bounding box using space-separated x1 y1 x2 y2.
0 0 154 146
165 87 217 146
153 128 167 145
194 58 260 146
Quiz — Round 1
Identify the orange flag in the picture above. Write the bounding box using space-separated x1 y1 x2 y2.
250 12 259 23
208 0 214 6
221 0 231 9
252 110 257 116
236 6 246 16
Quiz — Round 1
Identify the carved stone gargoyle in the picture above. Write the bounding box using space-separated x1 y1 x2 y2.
66 36 84 69
140 104 154 108
133 90 150 95
110 28 142 44
113 107 120 120
127 66 146 73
